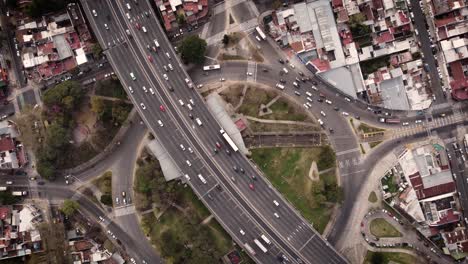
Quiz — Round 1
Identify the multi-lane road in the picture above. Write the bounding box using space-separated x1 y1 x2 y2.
80 0 348 263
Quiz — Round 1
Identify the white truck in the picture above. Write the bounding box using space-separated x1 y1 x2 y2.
12 191 27 196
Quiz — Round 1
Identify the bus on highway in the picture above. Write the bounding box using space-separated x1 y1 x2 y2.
220 129 239 152
254 239 268 253
261 234 271 245
255 26 266 40
0 186 7 191
244 243 256 255
203 64 221 71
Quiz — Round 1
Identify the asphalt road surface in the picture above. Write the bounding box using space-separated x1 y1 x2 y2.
80 0 347 263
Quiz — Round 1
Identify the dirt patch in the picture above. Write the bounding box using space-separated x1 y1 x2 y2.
72 96 96 145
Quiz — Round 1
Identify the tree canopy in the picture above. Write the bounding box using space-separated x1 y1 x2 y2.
60 199 79 217
178 35 207 64
25 0 72 18
43 81 84 112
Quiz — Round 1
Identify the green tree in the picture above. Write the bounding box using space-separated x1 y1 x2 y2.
271 0 282 9
46 122 69 149
317 146 336 170
42 81 84 111
176 13 186 25
60 199 79 217
36 159 55 180
90 96 105 116
370 252 384 264
111 103 130 124
349 13 366 26
178 35 207 64
222 34 229 46
26 0 71 18
100 194 113 206
92 43 103 58
0 191 19 205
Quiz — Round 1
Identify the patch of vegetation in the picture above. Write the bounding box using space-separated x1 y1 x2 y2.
369 141 383 148
60 199 79 217
268 98 309 121
0 191 20 205
251 147 341 233
381 171 399 194
135 155 232 262
37 222 70 264
369 218 402 237
364 251 417 264
317 145 336 171
358 123 385 134
249 122 318 133
368 191 378 203
360 55 391 77
25 0 73 18
95 79 128 100
237 87 276 117
178 35 207 64
93 171 112 206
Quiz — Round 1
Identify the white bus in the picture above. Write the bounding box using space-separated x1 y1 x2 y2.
203 64 221 71
0 186 7 191
244 243 256 256
220 129 238 152
254 239 267 253
255 26 266 40
261 234 271 245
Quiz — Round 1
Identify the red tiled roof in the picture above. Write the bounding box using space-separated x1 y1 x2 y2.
73 240 93 251
183 2 199 13
398 11 410 24
429 209 460 226
0 137 15 152
444 229 468 244
332 0 343 8
235 119 247 132
290 41 304 53
0 207 9 220
310 58 330 72
435 16 458 28
38 42 55 55
418 182 456 200
376 31 394 44
449 60 468 100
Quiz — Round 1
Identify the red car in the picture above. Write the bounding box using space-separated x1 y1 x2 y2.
159 105 166 112
147 55 153 63
215 142 221 149
249 183 255 190
135 23 141 30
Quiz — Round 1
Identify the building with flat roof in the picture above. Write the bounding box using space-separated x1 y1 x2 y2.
155 0 209 32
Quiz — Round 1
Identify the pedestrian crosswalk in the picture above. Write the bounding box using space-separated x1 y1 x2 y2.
338 156 363 169
388 112 466 139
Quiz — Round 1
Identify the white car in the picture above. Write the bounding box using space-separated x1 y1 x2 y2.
188 147 193 153
186 160 192 167
178 99 184 106
320 111 326 117
305 91 312 97
189 99 195 105
168 64 173 71
220 78 225 82
163 65 168 71
6 181 13 185
318 119 324 126
128 86 134 93
142 86 148 93
306 97 313 102
149 88 155 95
303 103 309 109
180 144 185 151
342 112 349 116
165 52 171 59
273 200 279 206
126 13 131 20
158 120 163 127
274 212 280 218
240 229 246 235
247 72 253 76
163 74 168 80
344 97 351 102
92 10 97 17
325 99 332 105
104 24 109 30
311 85 318 91
402 122 409 126
289 63 295 69
140 103 146 110
415 120 422 124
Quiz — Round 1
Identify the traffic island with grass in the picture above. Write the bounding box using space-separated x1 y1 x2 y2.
364 251 420 264
92 171 113 206
369 218 402 238
134 152 245 263
368 191 378 203
250 146 341 233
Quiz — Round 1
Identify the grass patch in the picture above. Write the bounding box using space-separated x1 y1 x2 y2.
249 122 318 133
358 123 385 134
381 170 399 194
364 251 417 264
92 171 112 194
251 147 341 233
218 53 246 61
369 141 383 148
368 191 378 203
369 218 402 238
219 84 244 107
268 98 309 121
237 87 276 117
